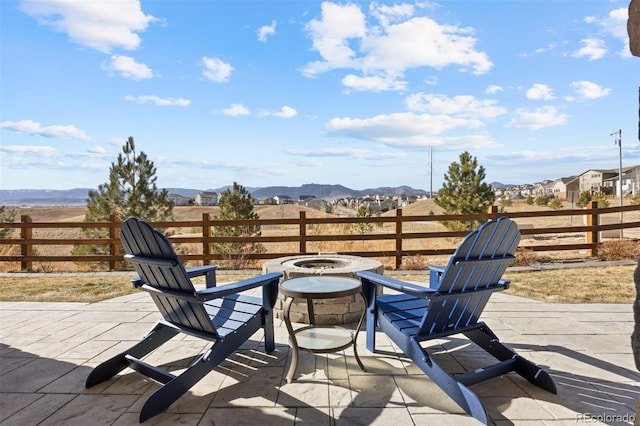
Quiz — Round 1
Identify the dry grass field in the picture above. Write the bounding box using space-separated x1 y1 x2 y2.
0 265 636 304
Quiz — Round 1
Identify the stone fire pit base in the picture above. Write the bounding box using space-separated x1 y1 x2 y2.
262 254 384 325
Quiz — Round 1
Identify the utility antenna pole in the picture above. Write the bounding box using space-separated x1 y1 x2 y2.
611 129 623 238
429 147 433 198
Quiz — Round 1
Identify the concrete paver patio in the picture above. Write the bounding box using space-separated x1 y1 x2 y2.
1 288 638 425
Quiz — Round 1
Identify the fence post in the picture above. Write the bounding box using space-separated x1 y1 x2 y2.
299 210 307 254
586 200 599 257
202 212 211 266
487 205 498 220
395 208 403 269
109 214 120 271
20 215 32 272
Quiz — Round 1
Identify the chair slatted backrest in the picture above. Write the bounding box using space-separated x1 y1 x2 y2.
120 217 218 336
419 217 520 336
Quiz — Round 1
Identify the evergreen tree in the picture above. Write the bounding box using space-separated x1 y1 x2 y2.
434 151 495 231
73 137 174 259
85 137 174 222
576 190 592 208
0 205 16 239
212 182 264 269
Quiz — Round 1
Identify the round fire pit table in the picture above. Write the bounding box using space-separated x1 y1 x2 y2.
262 254 384 325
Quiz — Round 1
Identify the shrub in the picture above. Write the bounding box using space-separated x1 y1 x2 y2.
597 240 640 261
511 248 538 266
535 195 551 206
592 193 610 208
548 199 563 210
576 191 591 208
400 255 429 270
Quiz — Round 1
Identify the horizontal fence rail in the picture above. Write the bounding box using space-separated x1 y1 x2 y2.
0 202 638 272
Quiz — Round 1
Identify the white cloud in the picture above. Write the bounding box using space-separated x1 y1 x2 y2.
19 0 157 53
342 74 407 92
124 95 191 106
1 119 91 141
505 106 568 130
258 20 276 42
303 2 367 75
485 85 503 95
327 112 462 137
103 55 153 80
287 146 405 160
600 8 629 40
325 111 499 150
260 106 298 118
70 145 111 159
526 42 558 56
222 104 250 117
526 83 555 100
571 38 607 60
369 3 415 28
598 7 630 57
202 57 233 82
570 80 611 100
295 159 323 168
404 93 506 121
488 144 631 167
0 145 58 157
88 146 107 154
302 1 492 91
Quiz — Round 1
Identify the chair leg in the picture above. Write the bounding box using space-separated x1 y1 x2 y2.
86 323 178 388
463 324 557 394
365 306 377 352
139 348 216 422
263 308 275 354
407 339 489 425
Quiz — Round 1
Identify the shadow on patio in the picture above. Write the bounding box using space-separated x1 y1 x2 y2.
0 292 638 425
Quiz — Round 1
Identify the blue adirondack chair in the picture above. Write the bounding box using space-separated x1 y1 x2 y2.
85 217 283 422
357 217 556 424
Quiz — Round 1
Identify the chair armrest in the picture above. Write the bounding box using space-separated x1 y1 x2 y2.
186 265 218 288
357 271 437 299
196 272 282 301
186 265 217 278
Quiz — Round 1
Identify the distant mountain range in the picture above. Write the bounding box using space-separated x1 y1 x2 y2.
0 184 430 205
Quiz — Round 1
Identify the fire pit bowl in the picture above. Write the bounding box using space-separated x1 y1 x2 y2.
263 254 384 325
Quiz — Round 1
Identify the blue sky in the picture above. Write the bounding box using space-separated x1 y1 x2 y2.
1 0 638 192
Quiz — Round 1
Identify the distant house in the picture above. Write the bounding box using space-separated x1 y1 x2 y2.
169 194 191 206
258 197 277 205
550 176 579 201
622 165 640 196
533 180 553 198
298 195 315 203
273 195 293 205
305 198 330 213
195 191 218 206
604 165 640 197
577 169 620 196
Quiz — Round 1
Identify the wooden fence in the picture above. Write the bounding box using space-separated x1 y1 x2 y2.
0 201 638 272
